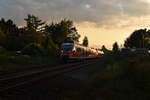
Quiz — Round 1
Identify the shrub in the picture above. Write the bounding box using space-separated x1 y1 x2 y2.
21 43 44 56
0 47 10 64
0 46 8 54
41 35 59 56
0 29 5 46
89 55 150 100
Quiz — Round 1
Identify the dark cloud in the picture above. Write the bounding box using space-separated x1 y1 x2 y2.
0 0 150 26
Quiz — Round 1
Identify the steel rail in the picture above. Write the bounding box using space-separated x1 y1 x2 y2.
0 59 99 92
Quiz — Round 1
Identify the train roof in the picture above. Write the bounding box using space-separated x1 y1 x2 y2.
62 43 74 45
62 41 101 51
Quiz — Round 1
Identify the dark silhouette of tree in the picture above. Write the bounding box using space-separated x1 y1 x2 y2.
0 17 46 51
0 28 5 46
0 18 19 35
124 29 150 48
24 14 45 32
0 16 80 56
41 35 58 55
112 42 119 53
82 36 88 47
0 18 21 51
44 19 80 46
101 45 111 54
0 18 6 33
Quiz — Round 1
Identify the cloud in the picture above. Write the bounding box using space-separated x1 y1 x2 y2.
0 0 150 27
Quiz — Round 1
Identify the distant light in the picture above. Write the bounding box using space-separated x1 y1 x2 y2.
145 0 150 4
85 4 91 9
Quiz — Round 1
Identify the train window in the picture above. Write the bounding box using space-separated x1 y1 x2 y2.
61 45 73 53
77 48 85 54
61 45 73 49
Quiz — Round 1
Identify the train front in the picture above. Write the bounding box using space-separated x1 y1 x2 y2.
60 42 74 61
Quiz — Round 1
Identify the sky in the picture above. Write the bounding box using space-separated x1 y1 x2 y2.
1 0 150 48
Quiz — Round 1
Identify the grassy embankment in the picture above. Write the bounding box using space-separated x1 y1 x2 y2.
0 47 59 71
62 53 150 100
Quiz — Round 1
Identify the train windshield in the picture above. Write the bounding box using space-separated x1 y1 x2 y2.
61 44 73 53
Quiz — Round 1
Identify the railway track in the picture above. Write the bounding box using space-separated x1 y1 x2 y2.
0 59 99 92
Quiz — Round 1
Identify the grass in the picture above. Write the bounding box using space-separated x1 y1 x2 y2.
0 50 60 71
88 54 150 100
61 54 150 100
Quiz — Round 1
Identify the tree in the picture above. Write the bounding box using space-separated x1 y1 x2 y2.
41 35 58 55
21 43 44 56
112 42 119 53
82 36 88 47
0 18 21 51
24 14 45 32
124 29 150 48
0 28 5 46
44 19 80 46
0 18 19 35
19 28 46 47
101 45 111 54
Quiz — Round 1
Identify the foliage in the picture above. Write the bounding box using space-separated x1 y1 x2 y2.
61 54 150 100
24 14 45 32
0 28 5 46
45 19 80 46
21 43 45 56
0 18 19 35
0 18 21 51
124 29 150 48
82 36 88 47
0 46 59 70
0 16 81 55
0 46 8 55
41 35 59 55
101 45 111 54
0 16 57 52
0 46 11 65
0 15 82 70
19 28 45 46
87 54 150 100
112 42 119 54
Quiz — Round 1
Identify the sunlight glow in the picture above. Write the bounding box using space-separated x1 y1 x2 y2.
85 4 91 9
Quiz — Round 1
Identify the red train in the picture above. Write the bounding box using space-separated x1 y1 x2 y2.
60 41 102 60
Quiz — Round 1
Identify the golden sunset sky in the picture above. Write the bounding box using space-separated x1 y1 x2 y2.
1 0 150 48
77 16 150 48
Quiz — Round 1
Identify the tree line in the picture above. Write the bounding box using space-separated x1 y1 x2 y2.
124 29 150 48
0 14 85 56
101 28 150 54
1 14 149 56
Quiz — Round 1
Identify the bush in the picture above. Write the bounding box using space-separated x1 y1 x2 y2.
88 55 150 100
21 43 45 56
42 35 59 56
0 47 10 65
0 29 5 46
0 46 8 54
